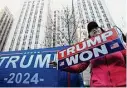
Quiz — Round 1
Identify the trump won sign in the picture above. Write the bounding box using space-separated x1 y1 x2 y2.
58 28 125 69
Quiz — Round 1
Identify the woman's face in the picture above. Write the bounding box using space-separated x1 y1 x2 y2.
89 27 103 37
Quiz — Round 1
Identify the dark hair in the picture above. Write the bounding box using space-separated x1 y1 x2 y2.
87 21 99 33
87 21 105 38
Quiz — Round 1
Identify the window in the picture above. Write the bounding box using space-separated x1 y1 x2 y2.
82 25 84 29
24 35 27 39
32 24 35 29
62 29 64 31
53 38 55 42
57 41 60 44
93 2 95 5
61 41 64 43
105 18 109 22
103 14 107 17
62 34 64 39
100 5 103 8
35 41 38 44
98 1 101 5
23 41 26 45
12 38 15 42
31 30 34 34
97 14 100 18
93 19 96 21
9 47 12 51
87 20 89 23
37 30 40 33
16 42 20 46
40 10 42 14
96 10 99 14
101 10 105 13
94 6 97 10
29 41 32 45
40 6 43 10
107 24 111 28
38 23 41 28
1 24 5 29
85 12 88 15
99 19 103 23
53 24 56 27
89 7 92 10
25 30 29 33
30 12 33 16
30 35 33 38
0 12 6 21
36 35 39 38
20 29 23 34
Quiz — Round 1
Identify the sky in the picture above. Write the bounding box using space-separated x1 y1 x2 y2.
0 0 126 34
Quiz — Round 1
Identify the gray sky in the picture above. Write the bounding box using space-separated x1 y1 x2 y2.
0 0 126 34
104 0 126 34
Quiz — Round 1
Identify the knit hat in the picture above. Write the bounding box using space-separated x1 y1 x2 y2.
87 21 99 33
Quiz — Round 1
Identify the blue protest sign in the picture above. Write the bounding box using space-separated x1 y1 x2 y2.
0 46 69 87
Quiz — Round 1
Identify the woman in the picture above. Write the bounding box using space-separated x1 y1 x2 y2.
63 21 126 87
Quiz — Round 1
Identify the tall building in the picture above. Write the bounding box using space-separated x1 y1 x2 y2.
76 0 115 41
4 0 52 51
44 0 53 48
0 7 13 51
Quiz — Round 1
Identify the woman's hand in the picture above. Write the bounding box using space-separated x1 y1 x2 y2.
49 61 57 67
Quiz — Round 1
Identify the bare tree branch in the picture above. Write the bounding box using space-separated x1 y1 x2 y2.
45 3 81 47
57 29 70 44
58 36 65 46
70 26 78 42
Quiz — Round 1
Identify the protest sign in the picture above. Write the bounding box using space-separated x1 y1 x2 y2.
0 46 69 87
58 28 125 69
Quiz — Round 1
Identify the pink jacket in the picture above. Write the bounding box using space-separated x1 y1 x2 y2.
64 50 126 87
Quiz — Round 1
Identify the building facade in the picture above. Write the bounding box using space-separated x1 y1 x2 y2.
0 7 13 51
44 0 53 48
76 0 114 41
4 0 52 51
51 0 115 45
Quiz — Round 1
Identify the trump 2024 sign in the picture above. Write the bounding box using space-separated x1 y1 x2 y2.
58 28 125 69
0 46 69 87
